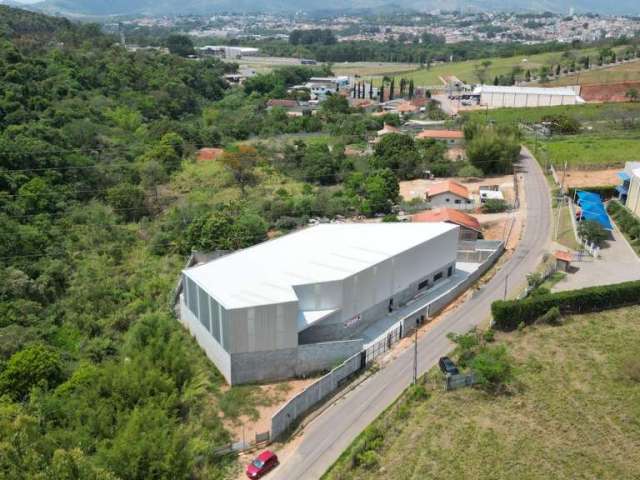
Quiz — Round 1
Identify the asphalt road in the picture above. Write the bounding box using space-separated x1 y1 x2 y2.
271 147 551 480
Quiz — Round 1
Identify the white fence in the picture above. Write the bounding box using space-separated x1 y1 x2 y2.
567 197 601 258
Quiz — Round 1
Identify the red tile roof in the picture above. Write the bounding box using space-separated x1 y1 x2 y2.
417 129 464 140
397 101 418 113
267 99 298 108
426 180 470 200
197 147 224 162
554 250 573 263
412 208 481 233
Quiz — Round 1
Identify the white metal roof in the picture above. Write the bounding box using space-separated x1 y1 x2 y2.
185 223 457 309
474 85 579 96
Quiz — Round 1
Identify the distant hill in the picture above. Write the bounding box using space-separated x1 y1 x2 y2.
22 0 640 16
0 4 72 37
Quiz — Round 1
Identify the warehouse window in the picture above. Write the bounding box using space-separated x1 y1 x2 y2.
418 278 429 290
210 297 220 342
448 266 453 277
186 277 198 316
198 286 210 332
434 271 443 282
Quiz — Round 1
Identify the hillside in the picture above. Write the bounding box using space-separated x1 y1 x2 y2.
324 305 640 479
0 4 72 37
21 0 640 17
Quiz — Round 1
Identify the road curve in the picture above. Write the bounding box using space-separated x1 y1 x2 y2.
271 147 551 480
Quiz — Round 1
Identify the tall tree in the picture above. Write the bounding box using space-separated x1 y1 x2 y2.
219 145 260 195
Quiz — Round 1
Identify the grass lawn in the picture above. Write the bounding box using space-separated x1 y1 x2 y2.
541 135 640 168
555 204 581 250
323 305 640 480
466 102 640 127
331 62 419 78
549 59 640 86
392 47 607 86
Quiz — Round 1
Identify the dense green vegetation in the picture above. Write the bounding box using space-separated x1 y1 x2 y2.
324 305 640 479
0 6 463 475
608 200 640 255
491 280 640 330
0 6 405 478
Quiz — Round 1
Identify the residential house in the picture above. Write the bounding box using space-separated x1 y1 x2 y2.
417 129 465 146
425 180 474 209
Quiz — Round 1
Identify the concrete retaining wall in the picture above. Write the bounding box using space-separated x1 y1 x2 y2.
296 339 364 377
271 352 362 439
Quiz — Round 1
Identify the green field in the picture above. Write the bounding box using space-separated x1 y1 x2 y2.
467 102 640 126
549 59 640 86
556 204 581 250
389 47 606 86
541 134 640 168
324 305 640 480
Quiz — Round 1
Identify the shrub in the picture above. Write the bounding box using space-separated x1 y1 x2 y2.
578 220 608 247
537 306 562 325
483 329 495 343
0 344 65 400
482 199 509 213
470 345 513 392
457 164 484 178
530 286 551 297
491 280 640 330
608 200 640 242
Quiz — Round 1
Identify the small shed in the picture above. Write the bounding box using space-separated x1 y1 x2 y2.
553 250 572 272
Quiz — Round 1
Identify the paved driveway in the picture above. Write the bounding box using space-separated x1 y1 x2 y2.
269 147 552 480
553 225 640 292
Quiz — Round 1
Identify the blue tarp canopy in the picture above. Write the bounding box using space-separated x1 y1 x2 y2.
617 171 630 181
576 191 602 204
576 191 613 230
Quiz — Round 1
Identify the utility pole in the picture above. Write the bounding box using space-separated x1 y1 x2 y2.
413 317 418 385
503 272 509 300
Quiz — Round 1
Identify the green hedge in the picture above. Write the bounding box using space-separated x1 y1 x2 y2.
607 200 640 243
567 185 618 200
491 280 640 330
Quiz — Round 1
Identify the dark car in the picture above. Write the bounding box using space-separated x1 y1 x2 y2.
246 450 279 478
439 356 459 376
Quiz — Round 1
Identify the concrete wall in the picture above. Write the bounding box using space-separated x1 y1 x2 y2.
271 352 362 439
296 339 363 376
299 257 458 343
628 175 640 216
229 348 298 385
429 193 474 209
481 92 578 109
179 295 232 383
226 302 298 354
401 241 504 335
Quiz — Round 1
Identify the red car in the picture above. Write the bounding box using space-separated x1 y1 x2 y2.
246 450 279 478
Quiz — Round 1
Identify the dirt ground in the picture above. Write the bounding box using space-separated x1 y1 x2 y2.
225 377 317 446
561 168 621 188
400 174 516 204
446 146 466 161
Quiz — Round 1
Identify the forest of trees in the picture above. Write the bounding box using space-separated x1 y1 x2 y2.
0 7 414 478
0 4 542 477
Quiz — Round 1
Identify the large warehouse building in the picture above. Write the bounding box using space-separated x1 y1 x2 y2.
179 223 459 384
474 85 584 109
